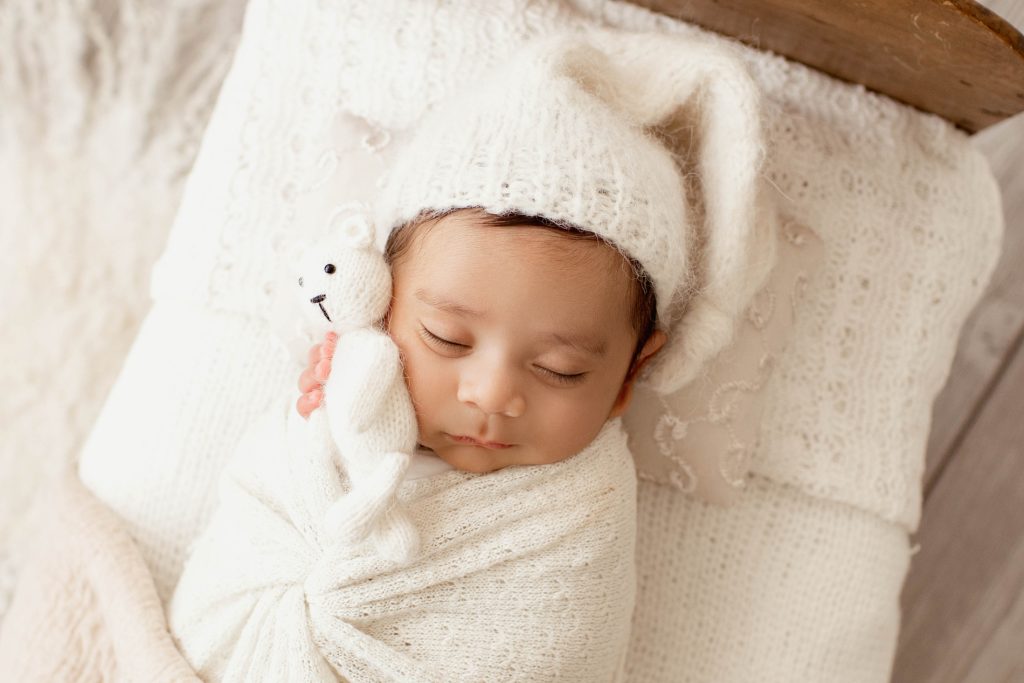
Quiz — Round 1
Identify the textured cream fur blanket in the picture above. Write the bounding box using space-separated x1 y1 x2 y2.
0 471 198 681
168 400 638 682
0 0 245 620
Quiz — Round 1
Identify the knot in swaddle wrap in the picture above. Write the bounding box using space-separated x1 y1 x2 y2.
295 204 420 564
374 28 779 395
168 406 637 682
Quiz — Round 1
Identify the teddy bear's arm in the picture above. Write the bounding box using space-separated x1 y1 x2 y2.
344 334 402 433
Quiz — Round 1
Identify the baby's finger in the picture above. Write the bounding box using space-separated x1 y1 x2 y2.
314 358 332 381
298 367 320 394
296 392 316 419
297 389 324 419
321 334 337 360
308 343 322 367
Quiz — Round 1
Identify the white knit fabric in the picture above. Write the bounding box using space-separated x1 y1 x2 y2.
374 33 694 322
628 474 911 682
75 0 1005 681
405 448 453 481
168 405 637 682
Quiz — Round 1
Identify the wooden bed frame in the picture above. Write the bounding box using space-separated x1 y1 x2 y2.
630 0 1024 133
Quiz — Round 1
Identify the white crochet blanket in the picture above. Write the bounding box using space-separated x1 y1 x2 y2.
168 400 637 682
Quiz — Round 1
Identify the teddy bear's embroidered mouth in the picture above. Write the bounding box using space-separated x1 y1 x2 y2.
310 294 331 322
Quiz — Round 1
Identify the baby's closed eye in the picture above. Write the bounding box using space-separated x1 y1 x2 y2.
418 324 587 385
535 366 588 385
418 325 465 349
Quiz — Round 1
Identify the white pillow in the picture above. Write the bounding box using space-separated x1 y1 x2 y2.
624 216 824 505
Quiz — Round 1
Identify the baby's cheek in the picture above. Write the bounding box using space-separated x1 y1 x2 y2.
538 393 612 459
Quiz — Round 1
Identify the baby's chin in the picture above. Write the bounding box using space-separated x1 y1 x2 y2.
435 447 510 474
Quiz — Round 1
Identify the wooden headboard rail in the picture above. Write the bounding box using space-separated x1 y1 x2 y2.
630 0 1024 133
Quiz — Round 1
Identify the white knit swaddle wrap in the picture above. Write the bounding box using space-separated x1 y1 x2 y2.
168 401 637 682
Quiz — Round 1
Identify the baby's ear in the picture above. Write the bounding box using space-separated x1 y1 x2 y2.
609 330 668 419
629 329 669 381
328 202 375 249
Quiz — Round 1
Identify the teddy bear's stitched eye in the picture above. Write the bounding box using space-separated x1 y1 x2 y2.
324 264 336 274
298 277 304 287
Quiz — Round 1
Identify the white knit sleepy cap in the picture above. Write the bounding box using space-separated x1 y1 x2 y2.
374 29 778 395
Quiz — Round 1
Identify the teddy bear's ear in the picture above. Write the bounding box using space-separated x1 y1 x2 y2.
328 201 375 249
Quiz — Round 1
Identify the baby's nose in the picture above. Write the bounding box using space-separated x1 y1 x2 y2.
458 372 525 418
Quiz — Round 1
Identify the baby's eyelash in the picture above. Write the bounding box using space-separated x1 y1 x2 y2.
419 325 586 385
419 325 465 349
537 367 587 385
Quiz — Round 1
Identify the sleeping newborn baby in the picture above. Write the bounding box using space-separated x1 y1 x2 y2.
166 204 658 682
169 203 659 682
169 27 769 683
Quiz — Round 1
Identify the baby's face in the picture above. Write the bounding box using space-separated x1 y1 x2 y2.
385 209 664 474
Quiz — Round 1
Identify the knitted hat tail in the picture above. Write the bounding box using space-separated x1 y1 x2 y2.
642 182 781 395
579 30 780 394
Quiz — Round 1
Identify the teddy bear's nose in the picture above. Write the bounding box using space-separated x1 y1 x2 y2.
311 294 325 304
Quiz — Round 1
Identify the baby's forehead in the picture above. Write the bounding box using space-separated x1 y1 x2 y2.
417 209 630 264
391 208 641 316
419 224 632 290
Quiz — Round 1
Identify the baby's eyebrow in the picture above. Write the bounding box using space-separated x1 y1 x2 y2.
415 288 485 318
544 331 607 358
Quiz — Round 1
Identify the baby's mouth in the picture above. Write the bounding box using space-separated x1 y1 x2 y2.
446 433 514 449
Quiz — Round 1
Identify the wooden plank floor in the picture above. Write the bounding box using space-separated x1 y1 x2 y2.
892 1 1024 681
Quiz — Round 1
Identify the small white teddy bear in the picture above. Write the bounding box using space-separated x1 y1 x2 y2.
295 205 420 565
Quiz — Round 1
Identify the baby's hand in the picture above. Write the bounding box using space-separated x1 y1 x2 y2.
296 331 337 419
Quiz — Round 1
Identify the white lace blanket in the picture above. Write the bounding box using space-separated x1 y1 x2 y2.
168 401 637 682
